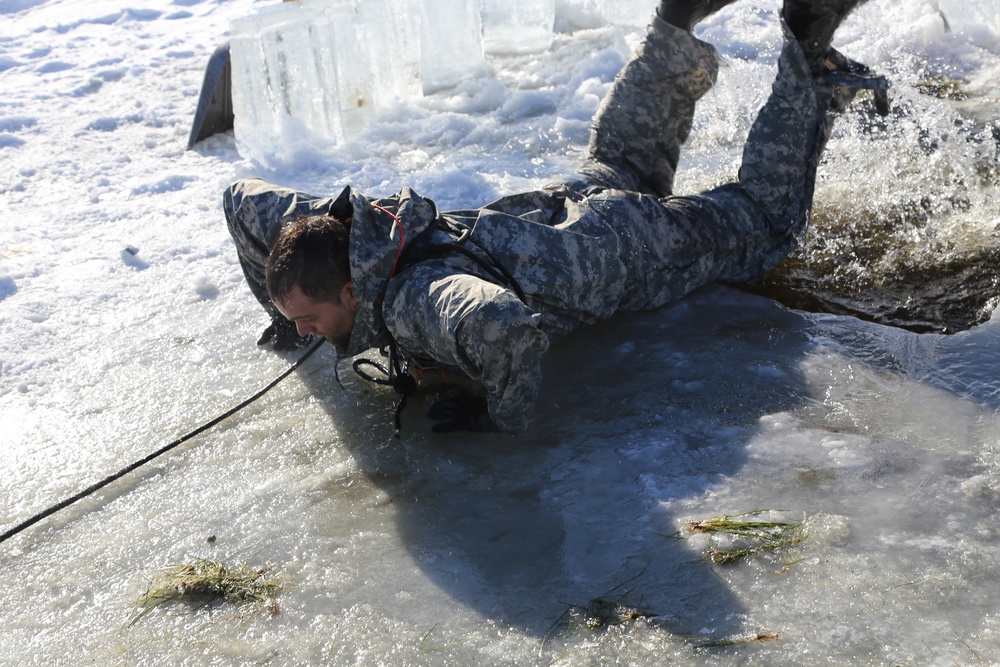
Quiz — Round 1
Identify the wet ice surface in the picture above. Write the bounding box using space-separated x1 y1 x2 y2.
2 0 1000 665
6 289 1000 665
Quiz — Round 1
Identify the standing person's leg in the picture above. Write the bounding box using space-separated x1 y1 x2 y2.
571 11 723 197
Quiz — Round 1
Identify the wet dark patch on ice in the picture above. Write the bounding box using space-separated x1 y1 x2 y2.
298 293 813 640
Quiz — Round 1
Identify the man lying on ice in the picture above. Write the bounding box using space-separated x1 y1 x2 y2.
224 0 889 434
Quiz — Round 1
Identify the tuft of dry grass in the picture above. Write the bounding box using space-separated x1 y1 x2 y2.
686 631 783 649
129 558 282 626
683 510 810 565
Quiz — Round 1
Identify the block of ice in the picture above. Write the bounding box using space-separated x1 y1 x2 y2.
229 0 507 162
354 0 423 106
419 0 490 93
231 1 378 162
593 0 657 27
230 4 337 164
480 0 555 55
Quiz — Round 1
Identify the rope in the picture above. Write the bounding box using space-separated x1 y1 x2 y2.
352 349 416 438
0 337 326 546
371 202 405 280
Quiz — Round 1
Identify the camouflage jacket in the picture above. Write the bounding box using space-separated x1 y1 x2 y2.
336 180 789 432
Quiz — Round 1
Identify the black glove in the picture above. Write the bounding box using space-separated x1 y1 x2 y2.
427 392 497 434
257 316 311 351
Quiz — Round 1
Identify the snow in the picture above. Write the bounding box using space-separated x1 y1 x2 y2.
1 0 999 665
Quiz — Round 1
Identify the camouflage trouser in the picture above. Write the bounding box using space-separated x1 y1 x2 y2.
576 14 832 225
565 15 834 309
573 15 719 198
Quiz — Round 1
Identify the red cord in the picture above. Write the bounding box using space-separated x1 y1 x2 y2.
369 204 453 387
372 202 405 279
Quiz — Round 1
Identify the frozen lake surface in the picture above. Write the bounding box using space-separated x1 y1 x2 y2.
1 0 999 665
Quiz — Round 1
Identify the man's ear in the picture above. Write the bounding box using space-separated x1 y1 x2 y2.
341 281 357 309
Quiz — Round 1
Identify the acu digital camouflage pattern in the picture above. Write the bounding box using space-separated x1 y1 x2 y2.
225 15 836 433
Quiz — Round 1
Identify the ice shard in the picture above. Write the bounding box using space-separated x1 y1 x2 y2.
230 2 347 164
594 0 658 27
418 0 490 92
480 0 555 55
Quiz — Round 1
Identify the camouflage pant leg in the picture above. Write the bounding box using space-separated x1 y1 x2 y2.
598 26 835 311
573 15 719 197
223 178 336 316
736 22 835 240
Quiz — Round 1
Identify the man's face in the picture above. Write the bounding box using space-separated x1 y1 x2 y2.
274 283 357 350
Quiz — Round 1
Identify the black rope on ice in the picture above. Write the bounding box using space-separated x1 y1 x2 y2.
0 337 326 547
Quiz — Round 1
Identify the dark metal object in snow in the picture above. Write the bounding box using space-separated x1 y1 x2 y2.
187 42 234 149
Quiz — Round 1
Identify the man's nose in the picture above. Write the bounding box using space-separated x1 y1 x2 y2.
295 321 315 337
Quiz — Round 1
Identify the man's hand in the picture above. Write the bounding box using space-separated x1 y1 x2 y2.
427 392 497 433
257 316 311 351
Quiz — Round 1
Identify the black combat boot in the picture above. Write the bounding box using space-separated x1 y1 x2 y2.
784 0 890 116
782 0 864 72
825 47 890 115
657 0 740 31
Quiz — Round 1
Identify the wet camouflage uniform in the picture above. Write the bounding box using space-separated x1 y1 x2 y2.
224 16 834 432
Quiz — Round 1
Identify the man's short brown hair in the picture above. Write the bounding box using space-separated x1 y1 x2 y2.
265 214 351 304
